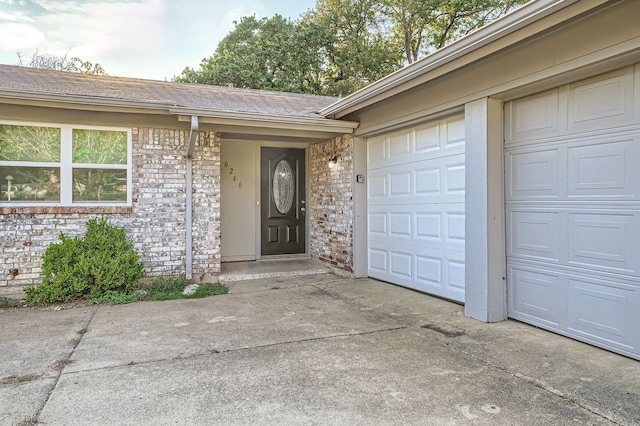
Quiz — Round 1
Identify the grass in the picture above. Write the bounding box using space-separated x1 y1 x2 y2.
89 277 228 306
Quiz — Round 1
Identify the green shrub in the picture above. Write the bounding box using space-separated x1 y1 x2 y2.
24 217 145 304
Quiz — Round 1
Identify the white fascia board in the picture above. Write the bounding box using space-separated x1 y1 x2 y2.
321 0 608 118
174 110 359 134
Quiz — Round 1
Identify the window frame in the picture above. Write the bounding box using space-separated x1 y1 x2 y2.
0 120 133 207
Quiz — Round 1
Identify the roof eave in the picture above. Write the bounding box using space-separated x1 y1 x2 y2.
0 90 359 135
174 109 359 134
320 0 609 118
0 89 177 113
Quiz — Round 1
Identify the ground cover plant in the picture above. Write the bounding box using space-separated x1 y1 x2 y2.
90 277 228 306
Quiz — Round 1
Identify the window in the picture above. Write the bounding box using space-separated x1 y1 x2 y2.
0 122 131 206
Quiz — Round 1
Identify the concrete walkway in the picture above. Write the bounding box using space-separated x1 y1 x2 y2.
1 274 639 425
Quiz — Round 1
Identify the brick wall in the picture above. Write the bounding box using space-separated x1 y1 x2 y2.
309 134 354 275
0 128 221 297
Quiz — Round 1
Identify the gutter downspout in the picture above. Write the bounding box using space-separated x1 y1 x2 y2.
185 115 199 280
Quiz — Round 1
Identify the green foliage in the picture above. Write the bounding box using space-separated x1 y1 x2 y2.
90 290 142 306
175 0 527 95
24 217 144 304
89 277 229 305
176 15 332 94
141 276 186 294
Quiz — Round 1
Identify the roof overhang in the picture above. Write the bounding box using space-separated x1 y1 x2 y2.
175 110 358 142
0 89 359 143
321 0 611 118
0 89 177 114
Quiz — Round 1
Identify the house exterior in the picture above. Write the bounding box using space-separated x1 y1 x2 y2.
0 66 358 292
1 0 639 360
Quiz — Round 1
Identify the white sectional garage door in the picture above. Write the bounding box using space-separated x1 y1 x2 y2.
367 115 465 302
505 65 640 360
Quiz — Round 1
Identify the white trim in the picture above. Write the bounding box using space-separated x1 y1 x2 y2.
176 113 359 134
0 120 132 208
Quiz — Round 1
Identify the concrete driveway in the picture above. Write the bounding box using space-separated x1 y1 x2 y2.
1 273 639 425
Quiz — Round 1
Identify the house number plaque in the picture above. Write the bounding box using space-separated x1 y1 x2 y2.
224 160 242 189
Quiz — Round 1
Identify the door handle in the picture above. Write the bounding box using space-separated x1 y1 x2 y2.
300 206 306 215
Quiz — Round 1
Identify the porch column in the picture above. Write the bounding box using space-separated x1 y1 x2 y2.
353 136 368 278
464 98 506 322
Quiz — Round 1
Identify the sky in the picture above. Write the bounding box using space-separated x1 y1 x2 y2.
0 0 318 81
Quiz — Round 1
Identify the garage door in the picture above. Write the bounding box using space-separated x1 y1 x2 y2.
367 115 465 302
505 66 640 360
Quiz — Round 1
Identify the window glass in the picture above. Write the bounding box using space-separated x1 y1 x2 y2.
72 129 127 164
0 166 60 202
0 125 60 162
72 168 127 202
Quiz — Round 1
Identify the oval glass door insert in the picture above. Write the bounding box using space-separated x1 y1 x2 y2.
273 160 294 214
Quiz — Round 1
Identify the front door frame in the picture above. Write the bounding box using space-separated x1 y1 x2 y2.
255 142 309 259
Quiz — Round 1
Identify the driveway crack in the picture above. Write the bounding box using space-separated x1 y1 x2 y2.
454 346 623 425
32 307 99 422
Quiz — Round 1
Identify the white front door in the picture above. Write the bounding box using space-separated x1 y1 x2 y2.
505 65 640 360
366 115 466 302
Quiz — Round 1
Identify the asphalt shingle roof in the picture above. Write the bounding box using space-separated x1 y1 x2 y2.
0 64 340 119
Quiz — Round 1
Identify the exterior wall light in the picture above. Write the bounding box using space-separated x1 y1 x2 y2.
328 156 338 169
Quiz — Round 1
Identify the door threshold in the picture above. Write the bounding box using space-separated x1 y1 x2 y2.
257 254 309 262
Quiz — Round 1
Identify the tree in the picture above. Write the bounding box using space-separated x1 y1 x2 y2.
17 49 107 75
304 0 402 96
175 0 528 95
176 15 330 94
381 0 528 63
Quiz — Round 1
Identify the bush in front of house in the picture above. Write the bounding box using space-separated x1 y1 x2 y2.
24 217 145 304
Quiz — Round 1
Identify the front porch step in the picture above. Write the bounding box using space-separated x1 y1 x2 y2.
220 258 330 283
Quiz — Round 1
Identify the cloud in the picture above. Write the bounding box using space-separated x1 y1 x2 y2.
0 0 317 79
0 22 44 49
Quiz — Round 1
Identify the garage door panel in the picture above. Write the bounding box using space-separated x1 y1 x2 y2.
368 174 387 199
506 67 640 359
568 211 639 274
567 136 640 199
506 148 560 199
390 249 412 279
508 265 562 326
368 240 464 301
368 154 466 205
389 132 412 157
568 67 635 132
367 136 387 165
367 115 465 302
368 205 465 252
368 212 387 235
508 208 640 276
568 277 639 351
390 171 411 196
416 212 441 239
507 209 561 262
506 88 561 143
389 212 412 237
368 117 465 170
508 133 640 202
368 248 388 274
